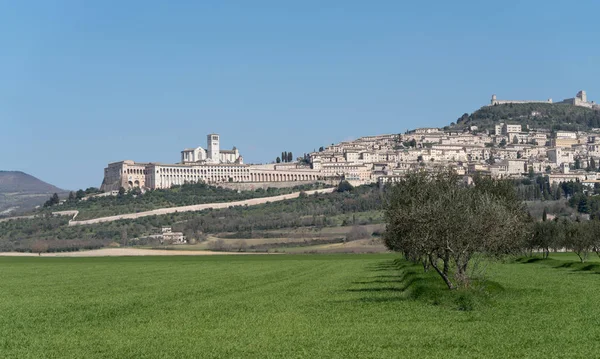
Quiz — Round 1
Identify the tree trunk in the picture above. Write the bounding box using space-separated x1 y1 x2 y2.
429 254 454 290
422 258 430 272
442 251 450 276
454 256 470 288
575 251 586 263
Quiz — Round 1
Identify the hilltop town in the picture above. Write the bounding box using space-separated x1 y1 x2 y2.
100 90 600 192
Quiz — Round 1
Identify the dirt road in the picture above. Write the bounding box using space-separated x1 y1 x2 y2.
0 248 267 257
68 188 335 226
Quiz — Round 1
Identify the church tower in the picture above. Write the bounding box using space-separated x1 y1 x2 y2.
207 134 220 161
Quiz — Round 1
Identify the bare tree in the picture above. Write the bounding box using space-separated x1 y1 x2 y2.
208 239 229 251
345 226 370 242
31 241 49 256
235 240 248 252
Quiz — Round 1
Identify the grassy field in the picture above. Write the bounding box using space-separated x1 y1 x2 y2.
1 253 599 358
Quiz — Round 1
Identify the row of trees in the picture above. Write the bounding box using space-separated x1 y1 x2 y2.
67 187 103 202
529 219 600 262
384 170 600 290
43 187 104 208
514 175 600 212
276 151 294 163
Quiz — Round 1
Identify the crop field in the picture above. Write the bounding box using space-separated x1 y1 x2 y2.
1 253 599 358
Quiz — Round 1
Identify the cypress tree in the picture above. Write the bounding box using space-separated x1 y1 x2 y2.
542 208 547 222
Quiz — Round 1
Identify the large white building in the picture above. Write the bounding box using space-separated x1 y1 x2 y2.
101 133 323 191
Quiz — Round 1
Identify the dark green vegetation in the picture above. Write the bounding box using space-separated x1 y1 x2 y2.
513 175 600 218
0 184 383 252
42 182 329 221
452 102 600 132
0 171 67 215
504 174 600 219
1 254 599 358
276 150 294 163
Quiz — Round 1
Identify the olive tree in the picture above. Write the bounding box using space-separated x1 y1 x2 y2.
563 220 596 263
383 170 529 289
530 220 562 259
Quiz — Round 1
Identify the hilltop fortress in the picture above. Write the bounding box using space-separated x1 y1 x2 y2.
490 90 599 109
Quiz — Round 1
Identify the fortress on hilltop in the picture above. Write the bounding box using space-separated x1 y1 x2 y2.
560 90 599 109
489 90 599 109
490 94 553 106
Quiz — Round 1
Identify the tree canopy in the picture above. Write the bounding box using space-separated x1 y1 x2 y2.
383 170 529 289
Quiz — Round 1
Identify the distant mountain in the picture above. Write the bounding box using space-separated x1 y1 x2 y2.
0 171 67 216
0 171 64 194
451 103 600 132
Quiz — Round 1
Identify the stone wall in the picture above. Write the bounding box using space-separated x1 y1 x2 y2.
215 181 322 192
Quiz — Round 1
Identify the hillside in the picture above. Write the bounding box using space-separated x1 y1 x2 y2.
452 103 600 132
0 171 66 215
40 182 330 221
0 183 381 252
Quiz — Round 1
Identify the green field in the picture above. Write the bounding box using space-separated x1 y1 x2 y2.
1 254 599 358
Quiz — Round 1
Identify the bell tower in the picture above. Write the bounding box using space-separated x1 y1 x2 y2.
207 134 220 161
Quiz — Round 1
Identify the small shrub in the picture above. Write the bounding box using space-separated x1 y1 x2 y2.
345 226 370 242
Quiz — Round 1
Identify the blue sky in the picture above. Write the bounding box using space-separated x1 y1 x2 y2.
2 0 599 190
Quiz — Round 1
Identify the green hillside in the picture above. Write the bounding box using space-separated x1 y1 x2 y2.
452 103 600 132
40 182 329 221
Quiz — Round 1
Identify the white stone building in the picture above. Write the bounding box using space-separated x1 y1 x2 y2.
181 134 243 165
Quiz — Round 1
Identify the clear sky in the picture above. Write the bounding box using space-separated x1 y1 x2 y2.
2 0 599 190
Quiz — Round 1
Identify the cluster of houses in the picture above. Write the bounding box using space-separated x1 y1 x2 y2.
309 123 600 188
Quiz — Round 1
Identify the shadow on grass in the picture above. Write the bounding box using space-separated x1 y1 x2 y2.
351 279 405 285
346 258 503 310
522 257 544 264
517 256 600 274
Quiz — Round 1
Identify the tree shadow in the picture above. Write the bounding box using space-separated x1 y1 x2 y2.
343 259 428 304
347 286 405 293
518 256 600 274
522 257 544 263
351 279 404 285
580 263 600 272
343 259 504 310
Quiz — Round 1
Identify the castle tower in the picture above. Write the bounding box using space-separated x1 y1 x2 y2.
577 90 587 103
491 94 497 105
207 134 220 161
